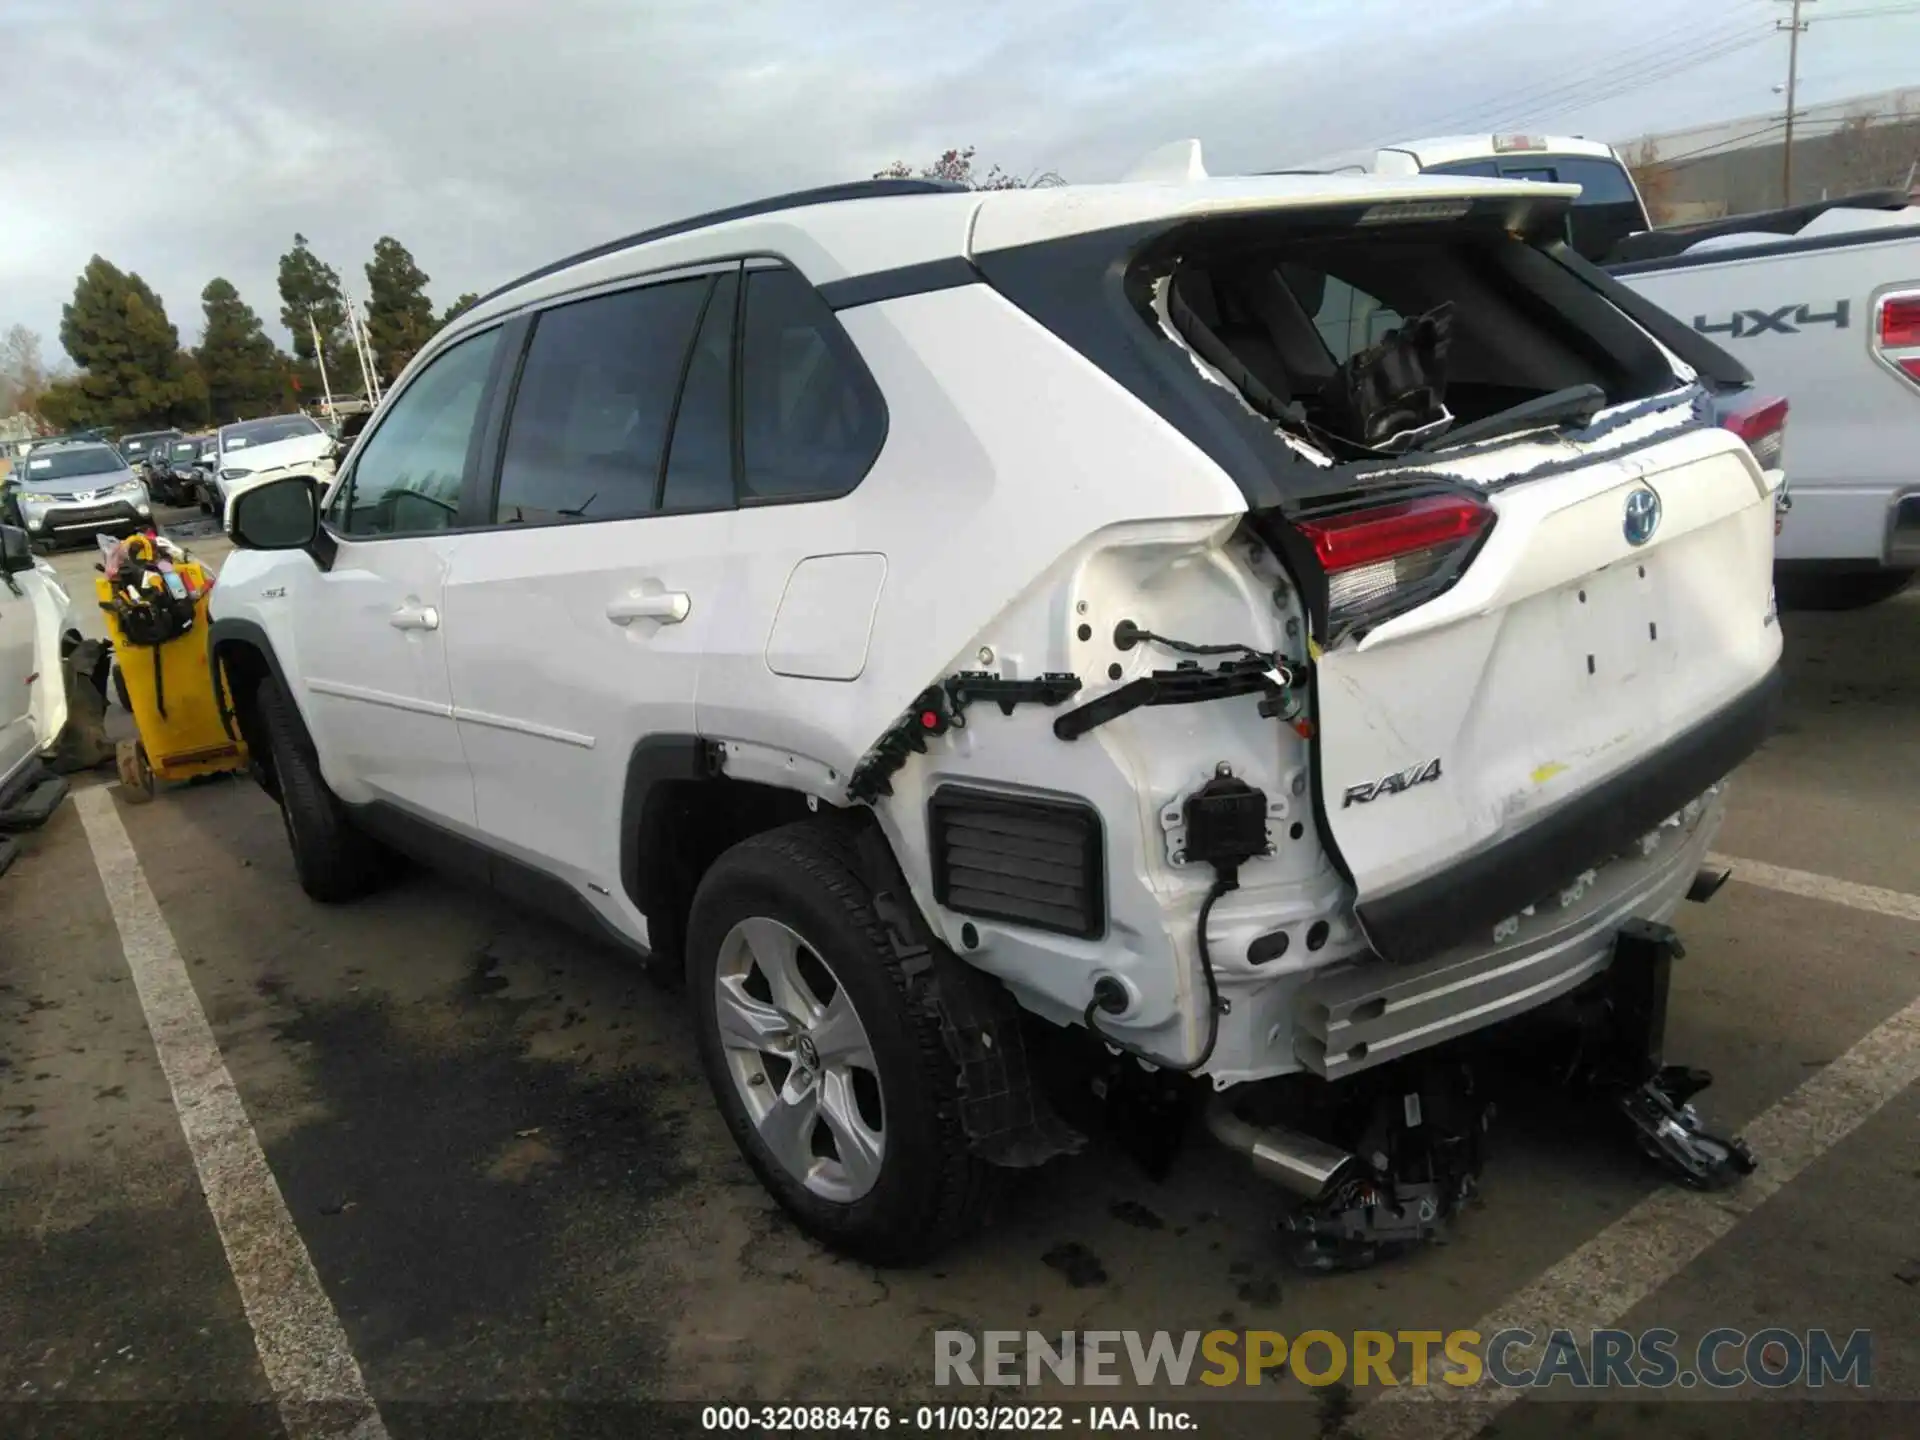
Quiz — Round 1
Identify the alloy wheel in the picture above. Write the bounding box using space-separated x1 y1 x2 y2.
712 916 886 1202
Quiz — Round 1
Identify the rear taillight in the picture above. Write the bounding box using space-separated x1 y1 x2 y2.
1718 394 1788 472
1294 493 1493 637
1875 290 1920 387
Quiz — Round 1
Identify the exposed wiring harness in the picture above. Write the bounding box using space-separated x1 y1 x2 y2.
1113 619 1267 661
1084 869 1238 1074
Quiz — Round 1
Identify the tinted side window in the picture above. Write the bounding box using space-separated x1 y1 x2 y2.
334 327 499 538
493 278 708 524
739 267 885 502
661 271 738 513
1427 155 1637 205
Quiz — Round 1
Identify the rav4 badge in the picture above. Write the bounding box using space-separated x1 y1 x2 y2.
1342 757 1443 808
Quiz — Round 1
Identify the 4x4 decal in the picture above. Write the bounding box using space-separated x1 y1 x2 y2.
1693 300 1849 340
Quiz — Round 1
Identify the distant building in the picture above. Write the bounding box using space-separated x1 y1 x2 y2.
1616 86 1920 220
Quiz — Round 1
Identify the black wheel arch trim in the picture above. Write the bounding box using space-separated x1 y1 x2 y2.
844 823 1084 1169
205 617 309 747
1355 664 1783 966
619 733 726 914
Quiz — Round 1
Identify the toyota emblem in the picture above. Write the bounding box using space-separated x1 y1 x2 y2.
1623 487 1662 547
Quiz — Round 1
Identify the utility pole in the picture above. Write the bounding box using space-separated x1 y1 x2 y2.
1777 0 1814 206
307 314 335 422
343 295 378 407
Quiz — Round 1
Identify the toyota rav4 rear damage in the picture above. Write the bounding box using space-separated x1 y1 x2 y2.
215 163 1783 1269
848 168 1782 1262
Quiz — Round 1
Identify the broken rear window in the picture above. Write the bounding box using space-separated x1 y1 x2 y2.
1149 220 1680 462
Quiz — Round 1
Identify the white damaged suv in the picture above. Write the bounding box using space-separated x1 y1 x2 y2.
209 153 1785 1263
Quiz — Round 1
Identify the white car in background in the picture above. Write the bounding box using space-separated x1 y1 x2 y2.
208 414 337 517
0 522 84 851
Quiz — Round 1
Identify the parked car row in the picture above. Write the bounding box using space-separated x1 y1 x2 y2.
0 412 349 551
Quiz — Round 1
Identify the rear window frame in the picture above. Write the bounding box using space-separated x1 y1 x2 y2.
972 198 1702 512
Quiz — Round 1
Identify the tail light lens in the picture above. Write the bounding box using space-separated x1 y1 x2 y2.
1875 290 1920 388
1717 394 1788 471
1293 493 1493 639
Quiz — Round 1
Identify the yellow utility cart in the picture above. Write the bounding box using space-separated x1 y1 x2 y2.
95 535 247 802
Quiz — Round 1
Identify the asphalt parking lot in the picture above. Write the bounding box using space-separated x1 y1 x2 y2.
2 510 1916 1440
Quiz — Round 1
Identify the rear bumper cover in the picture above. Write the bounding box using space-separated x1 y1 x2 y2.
1296 786 1724 1080
1355 664 1782 965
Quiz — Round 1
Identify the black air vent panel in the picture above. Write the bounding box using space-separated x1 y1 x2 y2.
928 786 1105 939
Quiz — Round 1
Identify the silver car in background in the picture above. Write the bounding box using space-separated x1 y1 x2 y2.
4 441 153 549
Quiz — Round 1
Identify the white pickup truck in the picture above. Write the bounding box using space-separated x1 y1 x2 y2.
1286 134 1920 609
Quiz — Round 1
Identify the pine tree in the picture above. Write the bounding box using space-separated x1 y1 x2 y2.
48 256 205 429
197 278 289 423
278 233 351 400
438 292 481 331
364 237 438 383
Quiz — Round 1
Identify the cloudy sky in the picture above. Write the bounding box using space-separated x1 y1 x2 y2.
7 0 1917 361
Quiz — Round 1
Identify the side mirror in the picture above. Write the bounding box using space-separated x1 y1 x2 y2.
228 475 322 550
1 524 31 574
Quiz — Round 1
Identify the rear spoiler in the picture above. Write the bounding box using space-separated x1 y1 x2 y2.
1544 240 1753 393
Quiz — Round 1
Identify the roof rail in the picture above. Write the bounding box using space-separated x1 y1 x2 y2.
469 177 968 311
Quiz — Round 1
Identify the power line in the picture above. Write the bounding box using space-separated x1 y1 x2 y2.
1480 28 1778 130
1812 3 1920 17
1368 8 1771 145
1403 10 1759 136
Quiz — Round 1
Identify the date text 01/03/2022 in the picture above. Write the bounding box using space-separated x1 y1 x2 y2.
700 1404 1199 1432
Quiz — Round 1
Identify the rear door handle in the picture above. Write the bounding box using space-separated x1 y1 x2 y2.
606 591 691 625
389 604 440 631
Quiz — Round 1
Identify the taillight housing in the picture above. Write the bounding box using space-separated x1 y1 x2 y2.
1875 290 1920 388
1292 493 1494 641
1717 394 1788 472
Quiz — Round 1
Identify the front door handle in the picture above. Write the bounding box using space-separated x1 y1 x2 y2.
606 591 691 625
389 604 440 631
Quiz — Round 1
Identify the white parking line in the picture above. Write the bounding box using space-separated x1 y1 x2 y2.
1709 851 1920 924
1358 990 1920 1439
74 787 388 1440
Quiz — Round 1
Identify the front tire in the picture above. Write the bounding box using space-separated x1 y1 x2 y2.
688 821 998 1265
255 675 385 902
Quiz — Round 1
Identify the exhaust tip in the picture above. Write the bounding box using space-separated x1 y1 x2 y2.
1687 865 1733 904
1205 1100 1356 1202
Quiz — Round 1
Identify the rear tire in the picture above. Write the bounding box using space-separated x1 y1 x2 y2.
255 675 385 902
1775 568 1914 612
688 821 998 1265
